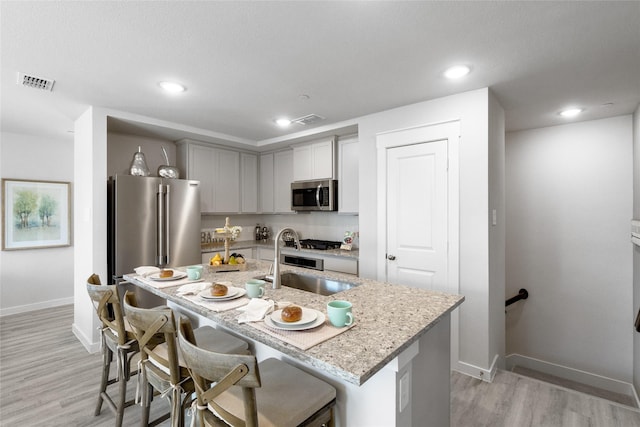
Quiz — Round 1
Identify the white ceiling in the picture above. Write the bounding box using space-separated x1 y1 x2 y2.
1 1 639 146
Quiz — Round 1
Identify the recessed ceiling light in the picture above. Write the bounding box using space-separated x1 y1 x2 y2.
275 118 292 127
158 81 186 93
444 65 471 79
559 108 583 118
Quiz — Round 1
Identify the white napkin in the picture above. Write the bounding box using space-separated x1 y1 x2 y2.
177 281 212 296
237 299 275 324
134 266 160 276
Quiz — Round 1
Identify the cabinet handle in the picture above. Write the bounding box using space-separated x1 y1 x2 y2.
387 254 396 261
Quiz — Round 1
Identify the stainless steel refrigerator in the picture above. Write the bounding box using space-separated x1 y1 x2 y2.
107 174 201 305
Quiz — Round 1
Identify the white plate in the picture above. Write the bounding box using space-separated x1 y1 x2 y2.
264 310 326 331
149 270 187 281
270 308 318 327
198 286 245 301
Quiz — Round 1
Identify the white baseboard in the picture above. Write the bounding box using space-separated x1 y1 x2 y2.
454 354 499 383
72 323 100 354
0 297 74 317
506 353 639 407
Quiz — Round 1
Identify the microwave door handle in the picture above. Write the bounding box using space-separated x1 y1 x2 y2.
316 184 322 209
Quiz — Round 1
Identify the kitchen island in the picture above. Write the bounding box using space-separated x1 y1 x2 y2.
125 260 463 427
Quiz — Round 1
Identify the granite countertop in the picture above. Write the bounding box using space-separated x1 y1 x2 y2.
201 239 359 260
124 261 463 386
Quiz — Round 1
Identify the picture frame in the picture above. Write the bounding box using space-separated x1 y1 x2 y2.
2 178 71 250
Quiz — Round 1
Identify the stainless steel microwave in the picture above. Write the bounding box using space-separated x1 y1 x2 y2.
291 179 338 211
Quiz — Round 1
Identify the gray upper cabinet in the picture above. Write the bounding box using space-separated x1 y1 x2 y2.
259 153 275 213
177 142 216 212
214 148 240 213
338 136 359 214
260 150 294 214
274 150 294 213
241 152 258 213
177 140 258 214
292 137 336 181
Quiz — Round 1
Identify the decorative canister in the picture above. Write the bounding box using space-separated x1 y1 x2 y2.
129 146 150 176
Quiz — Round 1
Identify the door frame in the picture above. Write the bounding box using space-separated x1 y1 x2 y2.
376 120 460 363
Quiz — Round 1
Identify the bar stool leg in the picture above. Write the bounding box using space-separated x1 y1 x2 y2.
141 383 152 427
95 346 113 416
115 349 127 427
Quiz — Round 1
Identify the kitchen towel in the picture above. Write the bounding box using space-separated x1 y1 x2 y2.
247 319 356 351
236 299 275 323
134 266 160 276
177 281 212 296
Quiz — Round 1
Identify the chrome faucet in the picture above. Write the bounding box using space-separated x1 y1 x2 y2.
270 227 300 289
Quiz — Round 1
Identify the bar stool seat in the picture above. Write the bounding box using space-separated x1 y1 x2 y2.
178 320 336 427
123 291 249 427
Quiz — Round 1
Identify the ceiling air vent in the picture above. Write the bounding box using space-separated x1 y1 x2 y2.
17 72 55 91
292 114 325 125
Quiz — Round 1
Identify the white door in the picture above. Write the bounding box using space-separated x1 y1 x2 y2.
377 120 460 366
386 140 448 290
377 120 459 294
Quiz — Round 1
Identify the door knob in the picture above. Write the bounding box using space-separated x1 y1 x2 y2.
387 254 396 261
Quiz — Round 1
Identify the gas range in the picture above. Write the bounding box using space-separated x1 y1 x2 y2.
285 239 342 250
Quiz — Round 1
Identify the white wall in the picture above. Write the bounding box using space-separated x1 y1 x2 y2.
357 88 503 377
506 116 633 382
488 92 506 370
633 104 640 395
72 107 108 351
0 132 74 315
107 132 177 177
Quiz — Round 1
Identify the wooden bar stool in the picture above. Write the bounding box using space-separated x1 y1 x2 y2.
86 274 139 427
122 291 249 427
177 319 337 427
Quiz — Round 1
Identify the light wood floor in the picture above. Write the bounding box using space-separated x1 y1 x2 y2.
2 304 640 427
0 305 172 426
451 370 640 427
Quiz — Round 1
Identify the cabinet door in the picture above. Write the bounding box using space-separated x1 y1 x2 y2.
257 247 275 261
293 138 335 181
259 153 274 213
338 137 359 213
312 139 334 179
241 152 258 213
189 145 215 212
293 145 312 182
213 148 240 213
274 150 294 213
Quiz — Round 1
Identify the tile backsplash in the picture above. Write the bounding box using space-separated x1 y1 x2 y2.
201 213 359 246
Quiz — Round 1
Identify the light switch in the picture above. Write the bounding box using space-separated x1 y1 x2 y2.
492 209 497 226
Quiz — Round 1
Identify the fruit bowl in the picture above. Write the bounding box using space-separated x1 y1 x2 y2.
208 253 247 271
206 262 248 272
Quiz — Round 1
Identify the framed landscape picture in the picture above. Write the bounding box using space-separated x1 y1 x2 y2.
2 178 71 250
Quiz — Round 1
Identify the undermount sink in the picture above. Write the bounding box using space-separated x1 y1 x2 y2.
258 272 358 296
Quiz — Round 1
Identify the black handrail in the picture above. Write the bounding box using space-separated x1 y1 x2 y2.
506 288 529 307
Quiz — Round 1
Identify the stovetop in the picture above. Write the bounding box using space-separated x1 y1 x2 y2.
285 239 342 250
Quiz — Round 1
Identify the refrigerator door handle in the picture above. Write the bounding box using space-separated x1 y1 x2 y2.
165 184 171 265
157 184 167 266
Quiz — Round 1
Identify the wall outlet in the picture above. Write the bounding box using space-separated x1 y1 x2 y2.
399 371 410 412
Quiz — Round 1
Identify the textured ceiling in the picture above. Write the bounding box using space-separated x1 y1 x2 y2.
1 1 639 145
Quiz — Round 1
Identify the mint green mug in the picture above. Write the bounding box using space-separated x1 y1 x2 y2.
327 300 354 327
245 279 266 298
186 265 203 280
